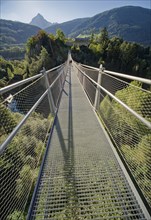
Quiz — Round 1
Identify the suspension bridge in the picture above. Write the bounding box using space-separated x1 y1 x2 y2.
0 54 151 219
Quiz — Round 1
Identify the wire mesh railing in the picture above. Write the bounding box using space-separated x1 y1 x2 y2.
0 62 67 219
73 62 151 210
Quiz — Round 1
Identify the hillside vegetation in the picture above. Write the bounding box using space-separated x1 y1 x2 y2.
45 18 89 37
0 27 151 89
46 6 151 46
72 28 151 79
0 30 68 88
0 19 40 46
0 30 68 219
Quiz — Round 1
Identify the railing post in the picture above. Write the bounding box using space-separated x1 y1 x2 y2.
41 67 56 115
94 64 104 110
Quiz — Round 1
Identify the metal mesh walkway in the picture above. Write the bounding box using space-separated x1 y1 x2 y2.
28 65 148 219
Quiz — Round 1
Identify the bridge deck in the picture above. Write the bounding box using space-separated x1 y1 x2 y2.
29 65 147 219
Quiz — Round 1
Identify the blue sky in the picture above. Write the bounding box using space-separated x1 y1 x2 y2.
1 0 151 23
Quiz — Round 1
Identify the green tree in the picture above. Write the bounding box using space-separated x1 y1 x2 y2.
16 165 33 200
97 27 109 48
106 37 123 70
7 211 25 220
99 81 151 206
0 57 14 81
39 46 51 69
0 102 17 137
56 29 66 42
89 33 95 44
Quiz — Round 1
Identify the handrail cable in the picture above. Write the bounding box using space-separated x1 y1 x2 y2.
0 63 66 154
74 62 151 129
0 63 64 95
1 75 44 105
80 63 150 93
81 63 151 85
0 90 48 154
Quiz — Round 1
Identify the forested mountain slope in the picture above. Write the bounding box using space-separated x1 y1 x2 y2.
46 6 151 45
0 19 41 45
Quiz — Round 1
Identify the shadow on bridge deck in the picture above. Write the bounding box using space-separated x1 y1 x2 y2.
28 64 148 219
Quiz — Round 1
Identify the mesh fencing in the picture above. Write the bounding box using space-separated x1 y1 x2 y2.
28 63 147 220
0 76 45 143
101 72 151 120
51 67 67 108
74 62 151 209
0 63 66 219
76 65 97 106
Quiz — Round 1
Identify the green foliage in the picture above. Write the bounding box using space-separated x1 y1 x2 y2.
56 29 66 42
0 102 18 137
0 29 68 87
25 30 68 76
72 28 151 79
0 46 25 60
0 106 53 218
0 92 53 217
26 30 52 58
7 210 25 220
115 81 151 118
46 6 151 46
100 95 112 120
0 57 14 82
96 27 109 48
16 165 33 199
121 134 151 205
0 19 40 46
45 17 89 37
107 40 151 78
38 46 53 71
71 45 99 66
99 81 151 206
0 57 28 87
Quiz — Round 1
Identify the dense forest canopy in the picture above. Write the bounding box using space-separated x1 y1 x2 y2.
0 28 151 89
71 28 151 79
0 30 68 88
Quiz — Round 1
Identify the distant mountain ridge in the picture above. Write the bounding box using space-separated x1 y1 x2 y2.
45 6 151 45
45 17 89 36
0 6 150 47
30 13 55 29
0 19 41 46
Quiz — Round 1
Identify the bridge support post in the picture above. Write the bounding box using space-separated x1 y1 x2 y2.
42 67 56 115
94 64 104 111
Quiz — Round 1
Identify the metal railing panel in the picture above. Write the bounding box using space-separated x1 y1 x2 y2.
0 76 46 147
0 62 67 219
81 63 151 85
0 94 52 220
73 61 151 212
27 64 149 219
0 74 42 95
74 62 151 129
